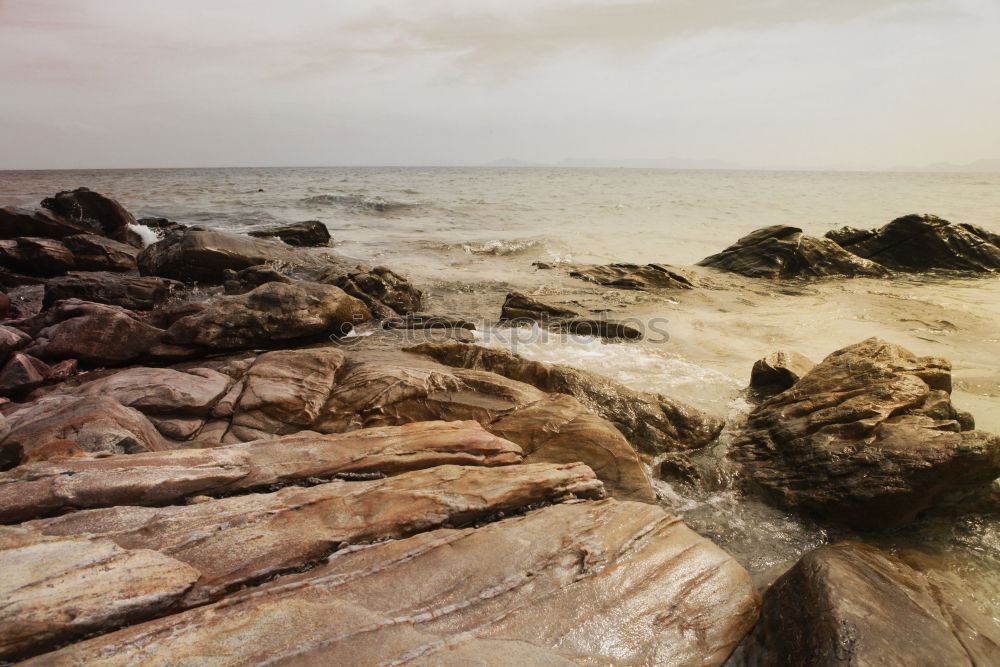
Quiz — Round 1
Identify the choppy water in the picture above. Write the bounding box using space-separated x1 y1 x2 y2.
3 166 1000 615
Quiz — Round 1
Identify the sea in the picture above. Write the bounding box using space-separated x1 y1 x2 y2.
3 166 1000 616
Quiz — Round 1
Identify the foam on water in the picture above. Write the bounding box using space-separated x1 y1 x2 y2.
126 222 159 247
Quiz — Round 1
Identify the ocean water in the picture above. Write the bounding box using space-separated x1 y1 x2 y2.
3 166 1000 614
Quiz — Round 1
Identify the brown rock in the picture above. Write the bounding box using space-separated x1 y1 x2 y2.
25 462 604 607
0 351 51 395
221 264 292 294
0 526 199 662
734 542 1000 666
24 300 165 365
748 349 815 399
0 237 75 275
0 395 165 468
247 220 331 246
26 500 759 666
0 325 32 365
0 206 94 240
0 420 523 523
500 291 580 321
733 337 1000 527
165 281 371 349
60 233 138 271
312 263 423 317
137 229 306 283
43 272 183 310
40 187 136 243
569 262 696 289
698 225 890 278
409 341 723 455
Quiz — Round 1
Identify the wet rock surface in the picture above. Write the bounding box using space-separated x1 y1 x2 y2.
24 499 759 667
43 272 182 310
733 542 1000 666
748 349 814 400
40 187 136 244
311 263 423 317
698 225 890 278
829 214 1000 272
569 262 696 289
733 337 1000 527
248 220 331 246
410 341 723 455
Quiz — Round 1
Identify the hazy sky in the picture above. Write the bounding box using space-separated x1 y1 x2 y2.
2 0 999 170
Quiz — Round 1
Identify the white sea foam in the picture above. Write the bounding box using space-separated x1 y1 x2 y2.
127 223 159 247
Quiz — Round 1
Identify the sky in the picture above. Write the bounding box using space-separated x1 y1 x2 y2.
1 0 999 170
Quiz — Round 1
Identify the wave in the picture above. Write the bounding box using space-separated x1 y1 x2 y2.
301 193 418 213
461 239 545 256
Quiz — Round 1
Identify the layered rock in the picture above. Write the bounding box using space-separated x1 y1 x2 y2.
248 220 331 246
0 526 199 663
25 462 604 608
0 206 96 240
43 272 182 310
827 214 1000 272
698 225 890 278
569 262 696 289
734 542 1000 666
0 420 523 523
500 291 581 321
0 325 31 364
733 338 1000 527
24 500 759 666
40 187 136 244
409 341 723 455
747 349 814 400
164 280 371 349
0 395 165 468
0 237 75 275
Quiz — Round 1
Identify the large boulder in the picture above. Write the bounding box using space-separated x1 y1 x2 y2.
0 395 165 468
24 499 759 667
40 187 135 244
248 220 331 247
0 237 75 276
43 272 182 310
409 341 723 455
23 300 165 365
734 542 1000 666
60 233 138 271
137 229 305 283
733 338 1000 527
0 527 199 663
0 206 94 240
164 280 371 349
569 262 696 289
829 214 1000 272
698 225 890 278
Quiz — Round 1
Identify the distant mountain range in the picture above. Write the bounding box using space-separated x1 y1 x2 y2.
487 156 740 170
889 158 1000 172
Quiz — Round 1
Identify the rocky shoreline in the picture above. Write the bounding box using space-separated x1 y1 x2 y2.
2 188 999 664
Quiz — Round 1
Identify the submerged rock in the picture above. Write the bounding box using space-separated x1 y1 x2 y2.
698 225 890 278
25 462 603 608
828 214 1000 272
25 499 759 667
248 220 331 247
748 349 815 400
733 337 1000 527
408 341 723 455
500 291 580 321
0 526 199 663
734 542 1000 666
40 187 136 244
499 292 642 340
569 262 696 289
164 280 371 349
0 420 523 523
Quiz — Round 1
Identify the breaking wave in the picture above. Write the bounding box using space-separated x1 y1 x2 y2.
301 193 418 213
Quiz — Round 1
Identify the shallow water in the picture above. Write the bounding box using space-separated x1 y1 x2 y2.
3 166 999 616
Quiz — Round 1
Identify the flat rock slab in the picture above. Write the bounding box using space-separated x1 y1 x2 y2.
25 499 759 666
0 420 523 523
734 542 1000 666
569 262 696 289
0 526 198 662
25 462 603 607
